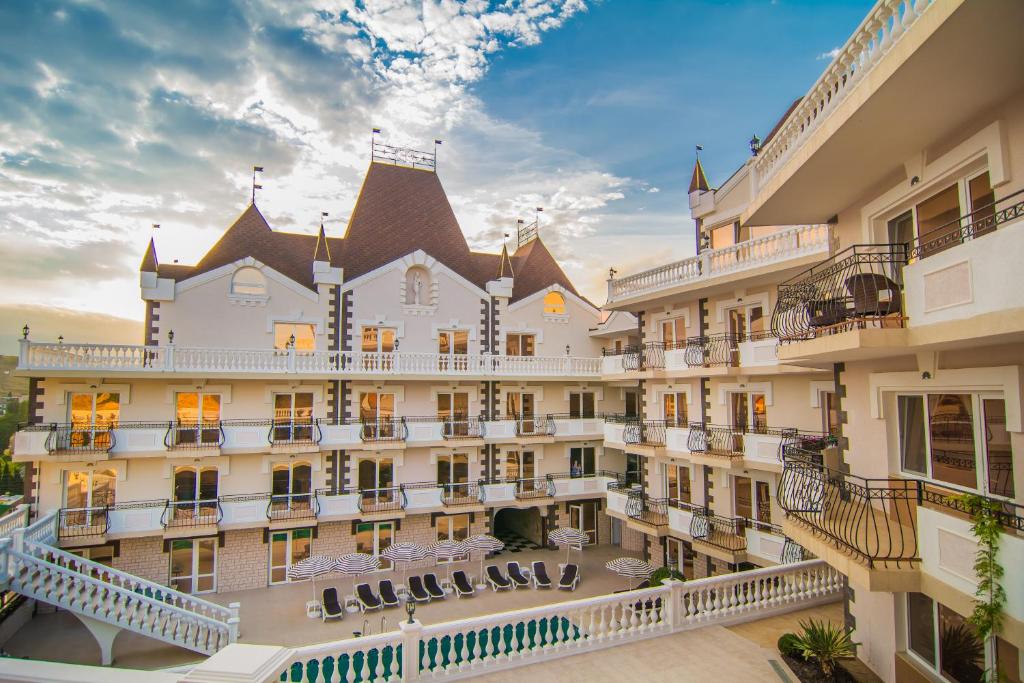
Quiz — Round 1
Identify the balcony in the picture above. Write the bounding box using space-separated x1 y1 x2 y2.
164 421 225 452
662 333 791 376
777 448 1024 591
161 499 222 533
623 490 669 536
36 423 117 459
622 419 667 453
266 493 319 524
57 507 109 541
678 423 833 469
605 224 831 308
16 342 602 380
513 476 556 501
601 342 665 375
357 417 407 444
481 416 555 442
439 482 481 508
689 508 748 562
357 487 403 516
440 417 483 440
746 0 1024 226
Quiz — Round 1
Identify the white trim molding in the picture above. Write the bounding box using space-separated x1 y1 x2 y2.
163 384 234 404
808 381 836 408
54 383 133 406
717 381 773 407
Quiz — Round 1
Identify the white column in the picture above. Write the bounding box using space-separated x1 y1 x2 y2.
399 618 423 681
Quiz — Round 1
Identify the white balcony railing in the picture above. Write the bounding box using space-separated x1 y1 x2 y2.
607 224 831 303
752 0 936 194
17 341 602 378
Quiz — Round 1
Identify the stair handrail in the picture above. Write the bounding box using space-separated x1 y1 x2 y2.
17 539 236 624
5 544 236 650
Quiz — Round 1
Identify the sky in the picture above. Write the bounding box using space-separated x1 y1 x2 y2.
0 0 872 353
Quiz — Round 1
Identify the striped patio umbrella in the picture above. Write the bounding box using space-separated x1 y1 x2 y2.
287 555 336 603
333 553 382 600
426 540 469 584
465 534 505 584
548 527 588 564
605 557 654 591
380 542 427 585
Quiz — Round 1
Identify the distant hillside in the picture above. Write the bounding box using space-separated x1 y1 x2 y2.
0 356 28 397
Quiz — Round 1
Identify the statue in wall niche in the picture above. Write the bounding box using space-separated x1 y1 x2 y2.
413 272 423 305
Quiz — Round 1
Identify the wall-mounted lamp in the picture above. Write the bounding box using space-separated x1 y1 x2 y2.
749 134 761 156
921 371 932 380
910 176 920 186
21 324 29 340
168 330 175 344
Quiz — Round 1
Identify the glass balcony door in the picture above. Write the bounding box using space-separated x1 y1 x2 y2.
67 392 120 449
438 330 469 371
438 392 469 436
360 392 395 439
569 502 597 545
170 538 216 594
63 469 116 528
269 528 312 584
273 392 314 441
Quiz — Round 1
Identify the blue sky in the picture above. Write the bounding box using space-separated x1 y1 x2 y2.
0 0 872 351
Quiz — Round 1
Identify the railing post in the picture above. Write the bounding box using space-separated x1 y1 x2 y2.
0 538 11 585
662 579 684 631
17 338 28 368
399 618 423 681
166 344 175 372
228 602 241 641
287 346 296 373
11 528 24 554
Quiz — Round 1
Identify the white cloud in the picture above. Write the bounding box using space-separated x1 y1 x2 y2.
817 46 842 61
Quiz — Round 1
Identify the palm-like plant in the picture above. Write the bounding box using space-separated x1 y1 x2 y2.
791 619 858 677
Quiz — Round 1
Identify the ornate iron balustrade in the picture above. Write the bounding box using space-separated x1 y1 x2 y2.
440 416 482 440
623 420 667 446
358 487 403 514
43 423 116 454
679 334 739 368
781 537 807 564
908 189 1024 260
514 476 555 500
359 417 408 443
771 244 908 342
689 509 747 553
164 421 225 450
686 423 747 457
778 430 837 462
161 499 223 530
512 416 554 437
268 419 322 446
619 342 665 371
625 491 669 528
58 506 109 539
266 493 319 522
440 482 481 507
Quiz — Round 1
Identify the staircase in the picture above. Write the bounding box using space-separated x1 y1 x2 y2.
0 508 238 661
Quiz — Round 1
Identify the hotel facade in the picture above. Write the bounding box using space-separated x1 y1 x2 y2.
2 1 1023 681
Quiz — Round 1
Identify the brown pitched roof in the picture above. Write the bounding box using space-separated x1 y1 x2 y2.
689 158 710 193
148 162 584 303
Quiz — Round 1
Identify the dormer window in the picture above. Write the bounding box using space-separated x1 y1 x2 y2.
231 267 266 295
543 291 565 315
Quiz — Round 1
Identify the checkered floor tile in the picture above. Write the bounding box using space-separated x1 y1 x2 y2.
493 529 542 555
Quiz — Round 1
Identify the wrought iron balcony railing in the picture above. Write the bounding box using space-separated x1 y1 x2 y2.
513 476 556 500
164 421 225 450
440 482 481 507
359 417 408 443
43 423 116 454
357 487 403 514
679 334 739 368
909 189 1024 260
512 416 555 438
625 491 669 528
268 419 322 446
266 493 319 522
605 342 665 371
623 419 667 447
161 499 223 530
440 417 483 440
689 509 747 553
57 506 109 539
779 448 1024 568
771 243 908 342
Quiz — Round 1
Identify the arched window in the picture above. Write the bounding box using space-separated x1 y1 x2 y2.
543 291 566 315
231 266 266 295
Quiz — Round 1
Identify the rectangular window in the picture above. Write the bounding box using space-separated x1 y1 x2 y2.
968 172 995 238
437 392 469 435
734 476 752 519
505 392 535 419
756 481 771 524
505 334 535 357
916 184 961 258
361 326 396 353
438 330 469 371
928 393 977 489
821 391 840 436
437 453 469 486
273 392 314 442
274 322 315 351
569 502 597 544
569 392 595 419
504 451 534 480
898 395 928 476
983 398 1013 498
906 593 985 682
269 528 312 585
569 446 595 477
625 453 642 487
907 592 936 666
661 318 686 346
710 223 736 250
169 538 216 594
355 522 394 570
728 304 764 341
437 514 470 545
663 392 688 427
174 392 222 446
665 538 692 578
665 465 690 503
996 637 1021 683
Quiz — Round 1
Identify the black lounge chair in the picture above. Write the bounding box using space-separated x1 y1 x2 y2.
407 576 431 603
531 561 551 589
845 273 901 319
424 573 447 600
507 561 529 589
452 570 475 598
558 563 579 591
355 582 383 613
321 587 344 622
379 579 399 608
486 565 513 592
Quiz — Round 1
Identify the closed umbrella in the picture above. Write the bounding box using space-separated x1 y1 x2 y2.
334 553 381 607
287 555 336 604
605 557 654 591
426 539 468 585
548 527 588 565
380 542 427 588
465 534 504 587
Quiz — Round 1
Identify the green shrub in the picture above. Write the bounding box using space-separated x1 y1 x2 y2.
791 619 858 677
777 632 802 659
648 567 685 586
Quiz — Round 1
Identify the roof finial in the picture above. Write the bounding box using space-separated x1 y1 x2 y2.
689 154 710 194
252 165 264 204
314 212 331 262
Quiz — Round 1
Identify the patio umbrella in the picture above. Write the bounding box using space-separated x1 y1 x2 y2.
380 542 427 587
287 555 336 603
426 540 468 584
333 552 382 603
548 527 588 565
605 557 654 591
465 534 505 585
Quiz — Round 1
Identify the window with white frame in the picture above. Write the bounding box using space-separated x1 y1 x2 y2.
568 391 595 418
269 528 312 584
505 333 535 357
361 326 397 353
897 393 1013 497
662 392 688 427
664 464 690 503
661 317 686 347
905 592 999 683
569 446 595 477
726 303 765 341
274 323 315 350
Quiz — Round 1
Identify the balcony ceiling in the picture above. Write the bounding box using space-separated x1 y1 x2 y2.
745 0 1024 226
